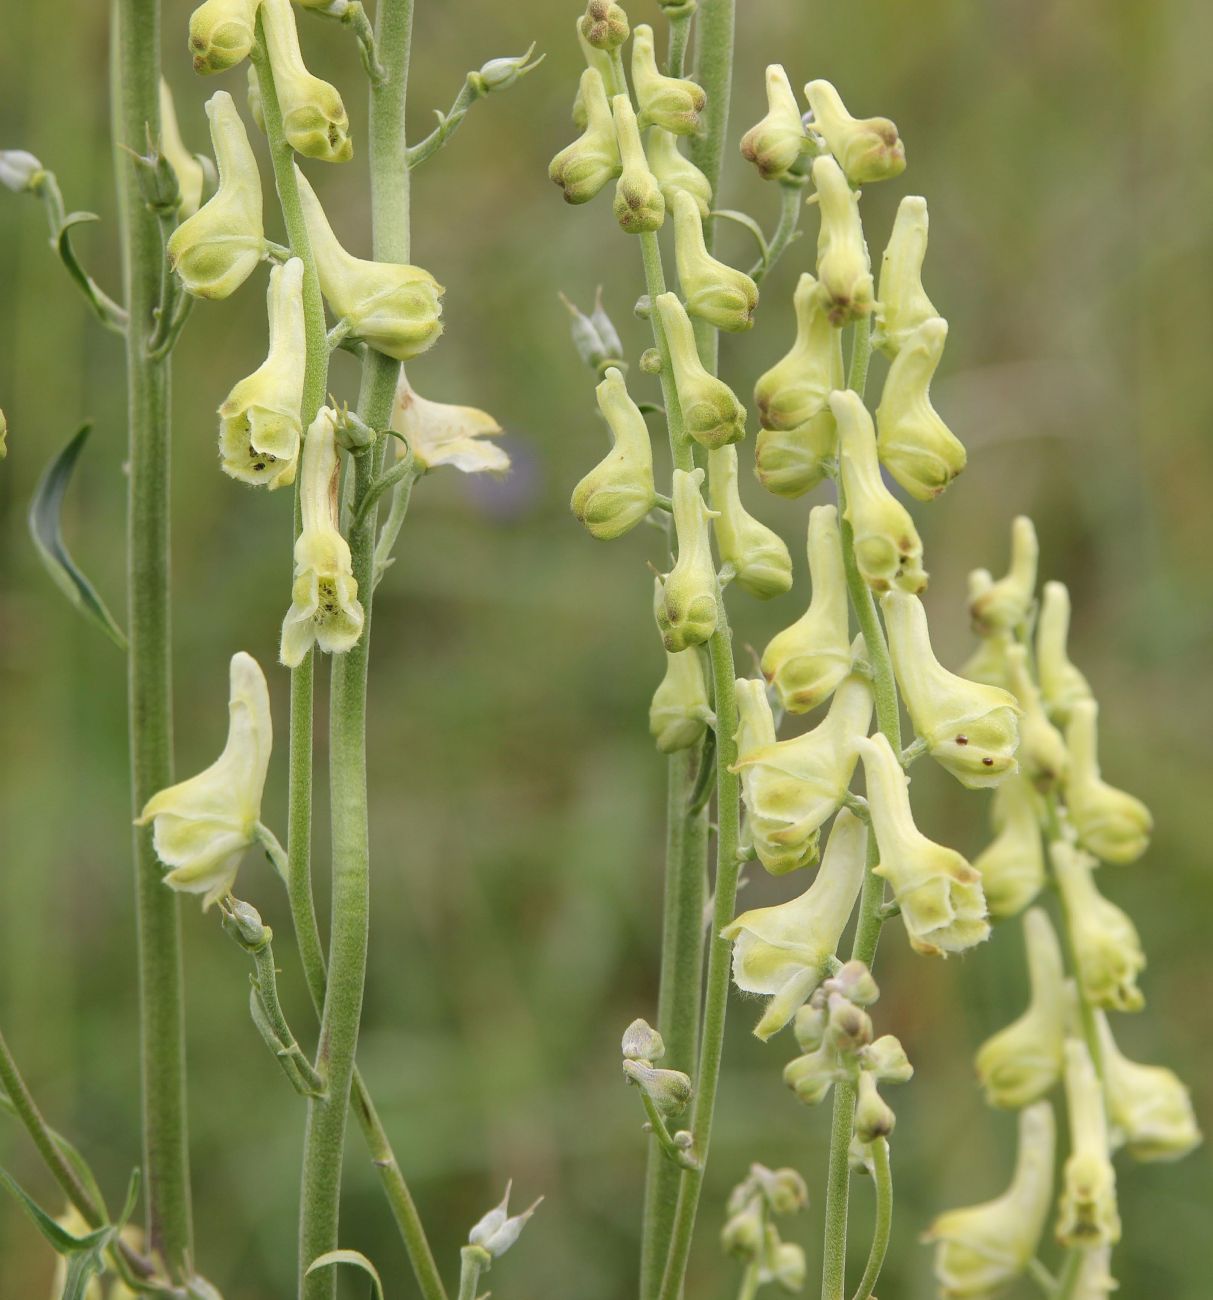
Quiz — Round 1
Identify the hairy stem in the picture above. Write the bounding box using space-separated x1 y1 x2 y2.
112 0 191 1275
849 1138 892 1300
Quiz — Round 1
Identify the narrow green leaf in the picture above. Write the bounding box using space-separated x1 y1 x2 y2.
306 1249 385 1300
28 424 128 649
0 1164 88 1252
55 212 127 331
709 208 770 267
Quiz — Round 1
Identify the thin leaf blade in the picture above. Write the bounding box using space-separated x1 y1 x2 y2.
306 1249 385 1300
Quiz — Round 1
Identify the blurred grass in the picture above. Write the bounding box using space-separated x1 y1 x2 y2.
1 0 1211 1296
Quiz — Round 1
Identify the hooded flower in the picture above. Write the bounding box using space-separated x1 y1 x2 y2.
923 1103 1055 1299
708 445 792 599
655 291 746 447
188 0 259 74
882 589 1020 788
1057 1038 1121 1247
296 167 443 361
137 652 271 907
159 78 207 218
1004 645 1068 792
975 908 1066 1108
260 0 353 162
761 504 851 713
655 467 718 651
646 126 712 218
391 374 508 475
550 68 621 204
166 90 264 299
804 79 905 185
571 365 654 537
1051 840 1145 1012
972 774 1045 918
1036 581 1092 725
723 809 867 1039
611 94 665 234
874 317 966 501
218 256 305 488
280 407 365 666
672 190 758 332
872 195 938 358
650 640 711 754
834 390 927 594
1064 699 1152 865
733 669 873 876
811 155 873 323
857 733 989 955
740 65 809 180
631 24 705 134
969 515 1038 638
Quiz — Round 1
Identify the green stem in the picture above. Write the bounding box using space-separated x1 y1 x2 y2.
1053 1246 1085 1300
457 1247 486 1300
112 0 192 1277
849 1138 892 1300
751 182 806 284
736 1260 761 1300
665 11 694 79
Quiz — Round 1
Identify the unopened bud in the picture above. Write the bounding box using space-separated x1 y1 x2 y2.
550 69 621 204
646 127 712 218
812 155 873 324
571 366 655 539
970 515 1038 637
655 293 746 448
792 1000 827 1053
656 467 718 651
824 960 879 1007
261 0 352 163
221 896 270 948
579 0 629 50
631 24 705 134
754 1166 809 1216
708 445 792 599
621 1017 665 1061
0 150 43 192
825 992 872 1053
1064 699 1152 866
804 79 905 185
672 190 758 332
622 1059 693 1115
470 43 544 96
1036 582 1092 726
639 347 662 374
650 641 711 754
560 288 624 374
873 195 939 357
740 66 808 180
854 1071 895 1142
189 0 258 74
861 1034 914 1085
771 1239 807 1292
721 1201 764 1260
612 96 666 234
468 1184 542 1259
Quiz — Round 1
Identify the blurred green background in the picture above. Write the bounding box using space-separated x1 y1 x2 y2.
2 0 1210 1295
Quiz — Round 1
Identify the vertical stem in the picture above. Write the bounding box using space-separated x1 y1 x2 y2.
112 0 192 1276
849 1138 892 1300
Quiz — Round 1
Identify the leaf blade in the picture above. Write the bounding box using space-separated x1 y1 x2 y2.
306 1249 385 1300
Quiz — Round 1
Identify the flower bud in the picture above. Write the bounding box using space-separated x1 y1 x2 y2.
740 65 809 180
811 156 873 323
611 95 666 233
761 506 851 713
672 191 758 331
753 1165 809 1217
621 1017 665 1061
188 0 258 74
261 0 352 162
707 445 792 599
824 959 880 1008
159 79 207 219
571 366 656 538
882 589 1021 787
833 391 927 593
166 91 264 299
861 1034 913 1084
998 650 1066 798
0 149 43 192
218 257 305 489
551 68 622 203
631 24 706 134
391 376 508 474
1064 699 1152 865
924 1103 1055 1297
874 317 966 500
970 515 1038 636
721 1201 764 1260
650 642 710 753
561 287 625 373
873 195 939 357
296 168 443 360
972 774 1045 918
246 62 266 132
854 1071 895 1142
824 991 873 1054
1096 1011 1201 1162
733 673 873 876
468 1184 542 1259
961 619 1011 692
280 408 365 666
136 653 272 908
857 733 990 955
722 809 866 1038
471 43 545 96
579 0 629 50
655 292 746 447
622 1059 693 1115
804 80 905 185
769 1239 807 1292
646 127 712 218
656 467 718 651
734 676 778 759
1057 1038 1121 1247
792 999 827 1053
783 1043 848 1106
1051 841 1144 1012
975 908 1065 1108
1036 581 1093 725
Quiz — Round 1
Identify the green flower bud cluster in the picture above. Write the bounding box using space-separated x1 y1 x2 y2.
621 1016 693 1116
721 1163 808 1294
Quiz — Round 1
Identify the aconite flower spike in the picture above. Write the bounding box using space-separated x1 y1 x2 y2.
1005 644 1068 792
1036 581 1093 725
280 407 365 666
672 190 758 332
707 445 792 599
611 96 665 234
166 90 264 299
650 645 711 755
856 732 989 955
645 127 712 219
733 668 873 876
881 589 1021 788
295 166 444 361
571 365 656 539
970 514 1039 637
654 292 746 448
656 467 718 652
260 0 352 163
631 24 706 135
975 908 1066 1108
924 1103 1055 1298
804 79 905 185
761 504 852 714
550 68 621 204
972 774 1045 918
833 390 927 594
740 65 809 181
723 809 867 1040
812 155 873 324
136 652 272 907
1057 1038 1121 1248
218 256 305 489
874 317 966 501
873 195 938 358
1064 699 1152 865
188 0 259 74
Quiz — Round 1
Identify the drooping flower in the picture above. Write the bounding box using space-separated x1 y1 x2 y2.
159 78 207 218
550 68 621 204
136 652 272 907
655 291 747 448
804 79 905 185
649 641 711 755
646 126 712 218
708 445 793 599
611 94 665 234
1036 581 1092 725
969 515 1038 638
872 195 939 358
391 373 508 476
740 65 809 181
1057 1038 1121 1247
1004 644 1068 792
260 0 353 162
571 365 654 537
672 190 758 332
811 155 873 324
972 774 1045 918
631 24 705 134
1064 699 1152 865
655 467 718 652
188 0 259 75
